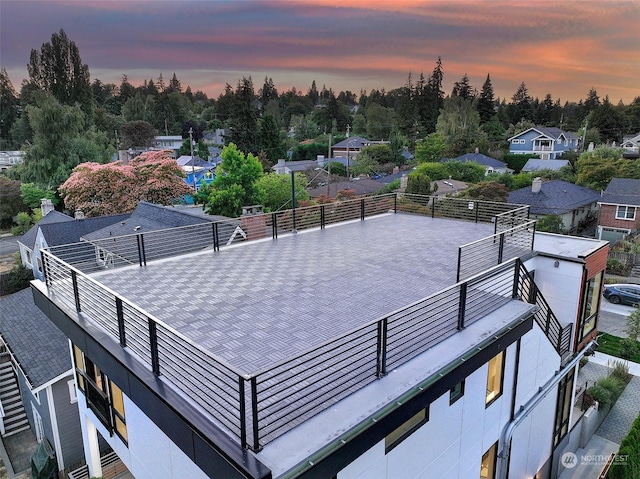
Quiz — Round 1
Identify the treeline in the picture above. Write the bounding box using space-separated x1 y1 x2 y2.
1 29 639 186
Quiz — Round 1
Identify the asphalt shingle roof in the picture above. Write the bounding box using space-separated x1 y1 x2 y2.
599 178 640 206
19 212 130 251
20 211 73 251
449 153 508 169
0 289 71 388
508 180 600 215
83 202 221 240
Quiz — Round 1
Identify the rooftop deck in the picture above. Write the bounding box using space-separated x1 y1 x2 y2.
91 213 493 372
40 194 548 450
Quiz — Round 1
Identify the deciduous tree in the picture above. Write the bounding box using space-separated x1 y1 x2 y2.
201 143 264 217
59 150 192 216
256 173 309 212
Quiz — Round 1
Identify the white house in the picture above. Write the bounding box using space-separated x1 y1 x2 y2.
31 195 607 479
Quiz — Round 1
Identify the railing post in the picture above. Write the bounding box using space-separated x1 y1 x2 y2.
475 202 480 223
457 283 467 330
393 193 397 213
431 196 436 218
71 270 81 312
456 247 463 283
212 222 220 251
545 310 551 337
140 234 147 266
272 213 278 239
239 377 247 449
320 205 325 229
498 232 505 263
41 254 49 288
376 319 388 378
512 259 521 299
251 377 260 451
360 198 365 221
116 297 126 347
531 221 537 250
148 318 160 375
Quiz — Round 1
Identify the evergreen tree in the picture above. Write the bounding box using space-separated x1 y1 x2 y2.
259 76 278 111
508 82 533 124
424 57 444 133
451 74 476 100
0 68 20 149
477 74 495 124
307 80 319 105
259 114 285 167
167 73 182 94
27 29 92 115
227 77 259 154
584 88 600 114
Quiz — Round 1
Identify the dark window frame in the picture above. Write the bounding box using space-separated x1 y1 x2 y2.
449 379 465 405
384 406 430 454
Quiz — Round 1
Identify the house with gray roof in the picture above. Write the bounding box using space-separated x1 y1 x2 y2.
0 288 85 472
508 179 600 233
18 204 130 281
445 151 512 174
597 177 640 241
80 202 239 269
508 127 578 159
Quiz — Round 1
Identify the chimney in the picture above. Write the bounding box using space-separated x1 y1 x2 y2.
400 174 408 190
474 147 479 154
41 198 54 217
532 177 542 194
316 155 325 166
75 210 85 220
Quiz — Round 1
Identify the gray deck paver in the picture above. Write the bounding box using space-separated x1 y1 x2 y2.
93 214 495 373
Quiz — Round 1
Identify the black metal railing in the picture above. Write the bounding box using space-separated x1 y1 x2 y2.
46 194 528 275
513 259 573 357
42 244 535 451
457 220 537 282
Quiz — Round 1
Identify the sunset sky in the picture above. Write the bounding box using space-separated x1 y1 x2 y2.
1 0 639 104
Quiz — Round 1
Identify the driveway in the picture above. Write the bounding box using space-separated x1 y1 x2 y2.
0 234 21 256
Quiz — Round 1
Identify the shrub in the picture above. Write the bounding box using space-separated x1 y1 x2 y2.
597 376 625 402
586 384 613 409
619 338 640 360
609 410 640 479
607 258 629 276
1 264 33 296
610 361 632 384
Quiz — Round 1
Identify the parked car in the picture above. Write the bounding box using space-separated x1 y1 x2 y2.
603 284 640 306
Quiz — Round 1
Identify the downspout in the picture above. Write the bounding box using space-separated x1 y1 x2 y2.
497 340 597 479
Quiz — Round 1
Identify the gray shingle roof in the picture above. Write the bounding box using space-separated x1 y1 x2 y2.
449 153 507 169
508 127 578 142
19 212 130 251
82 202 220 240
600 178 640 206
508 180 600 215
307 179 383 197
20 211 73 251
0 289 71 388
332 136 372 149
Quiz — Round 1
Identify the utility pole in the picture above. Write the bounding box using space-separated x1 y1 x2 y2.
581 118 588 152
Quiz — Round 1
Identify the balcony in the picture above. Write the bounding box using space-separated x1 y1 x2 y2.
38 194 568 451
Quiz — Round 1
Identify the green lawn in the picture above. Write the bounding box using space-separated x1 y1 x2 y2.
597 332 640 363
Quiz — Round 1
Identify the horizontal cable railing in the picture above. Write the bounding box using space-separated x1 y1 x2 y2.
41 247 532 451
513 259 573 357
41 196 537 451
457 220 536 282
46 194 529 274
494 205 530 234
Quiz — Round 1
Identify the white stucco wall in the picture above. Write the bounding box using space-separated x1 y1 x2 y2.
76 391 209 479
337 325 560 479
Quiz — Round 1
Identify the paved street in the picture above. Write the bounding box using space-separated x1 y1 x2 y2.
0 234 21 256
598 298 635 337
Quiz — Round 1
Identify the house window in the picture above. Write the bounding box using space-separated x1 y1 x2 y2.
68 379 78 404
36 257 43 273
615 206 636 220
385 406 429 453
486 351 505 406
72 344 128 445
553 368 575 446
481 441 498 478
579 272 602 341
450 379 465 405
25 249 32 266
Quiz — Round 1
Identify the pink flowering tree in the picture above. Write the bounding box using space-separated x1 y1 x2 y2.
59 150 193 217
